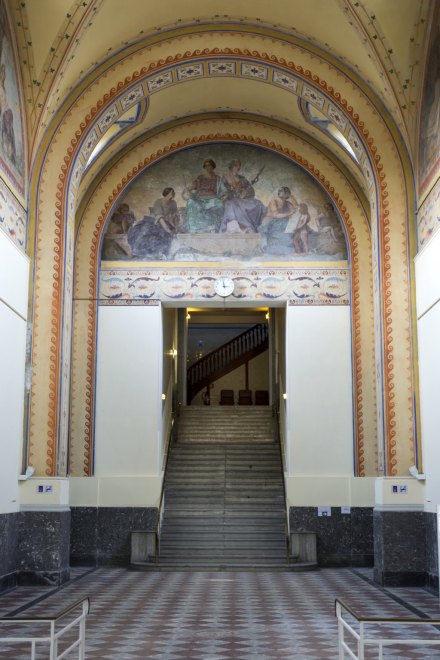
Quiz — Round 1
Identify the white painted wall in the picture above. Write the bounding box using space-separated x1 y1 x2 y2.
274 307 287 465
285 305 354 502
162 307 177 465
415 231 440 514
0 230 29 513
94 305 162 497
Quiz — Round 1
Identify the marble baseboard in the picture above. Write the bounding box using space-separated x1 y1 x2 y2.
17 568 70 587
17 510 71 586
374 571 426 587
289 507 373 567
0 571 17 593
425 511 438 594
0 513 19 593
373 509 426 587
70 507 158 566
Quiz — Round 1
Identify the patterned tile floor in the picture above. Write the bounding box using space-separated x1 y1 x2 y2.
0 567 439 658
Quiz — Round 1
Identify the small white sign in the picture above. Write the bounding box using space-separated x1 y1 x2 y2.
318 506 331 517
341 506 351 514
391 484 408 494
36 484 53 494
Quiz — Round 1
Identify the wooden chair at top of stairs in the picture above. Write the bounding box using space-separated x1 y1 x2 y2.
220 389 234 405
255 390 269 405
238 389 253 405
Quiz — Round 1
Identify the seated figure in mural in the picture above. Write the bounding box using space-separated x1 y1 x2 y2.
102 203 136 259
0 64 17 169
220 159 266 232
312 201 346 256
127 187 180 259
262 186 299 254
184 159 228 233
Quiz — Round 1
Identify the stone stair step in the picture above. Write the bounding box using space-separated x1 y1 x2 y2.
156 409 287 568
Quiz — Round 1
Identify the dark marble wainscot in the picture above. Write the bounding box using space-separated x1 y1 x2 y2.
0 512 19 592
425 511 438 594
70 507 158 566
17 508 71 586
289 507 374 566
373 509 426 587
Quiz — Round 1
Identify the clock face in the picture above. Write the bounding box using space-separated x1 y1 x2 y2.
214 277 235 297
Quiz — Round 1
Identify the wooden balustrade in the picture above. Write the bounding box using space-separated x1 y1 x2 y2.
187 323 269 403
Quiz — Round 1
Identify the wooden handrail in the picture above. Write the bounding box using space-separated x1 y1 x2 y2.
187 323 268 402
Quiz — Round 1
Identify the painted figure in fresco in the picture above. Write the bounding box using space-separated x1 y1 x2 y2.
263 187 299 254
128 187 180 259
102 203 136 259
312 202 346 256
184 159 228 232
292 203 312 254
420 25 440 181
0 64 6 119
220 159 266 232
266 186 299 220
2 107 16 166
0 63 16 167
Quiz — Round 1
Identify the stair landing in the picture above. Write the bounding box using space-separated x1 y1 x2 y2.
177 405 275 443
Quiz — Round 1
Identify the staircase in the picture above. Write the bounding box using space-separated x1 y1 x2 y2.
159 406 289 569
187 323 268 403
177 405 275 443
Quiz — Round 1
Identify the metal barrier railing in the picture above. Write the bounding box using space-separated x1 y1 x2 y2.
155 412 176 563
273 400 290 563
0 596 90 660
335 598 440 659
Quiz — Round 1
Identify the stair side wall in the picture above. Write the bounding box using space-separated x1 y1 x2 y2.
191 350 269 405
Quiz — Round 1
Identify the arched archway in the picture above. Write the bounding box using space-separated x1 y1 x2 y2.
27 24 416 481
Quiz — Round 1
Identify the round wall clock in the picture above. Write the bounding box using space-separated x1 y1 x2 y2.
214 277 235 297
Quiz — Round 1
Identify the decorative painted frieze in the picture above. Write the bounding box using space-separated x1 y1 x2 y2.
99 265 349 304
418 177 440 250
0 178 26 250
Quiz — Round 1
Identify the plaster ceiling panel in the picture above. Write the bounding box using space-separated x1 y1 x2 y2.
19 0 432 159
368 0 424 80
25 0 72 78
141 77 303 130
34 1 388 113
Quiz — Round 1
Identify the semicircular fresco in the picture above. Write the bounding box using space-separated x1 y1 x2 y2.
100 143 348 264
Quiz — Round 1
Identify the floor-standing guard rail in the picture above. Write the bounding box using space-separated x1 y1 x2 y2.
0 596 90 660
335 598 440 659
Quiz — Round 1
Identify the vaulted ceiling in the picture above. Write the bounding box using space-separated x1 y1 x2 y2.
10 0 434 195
